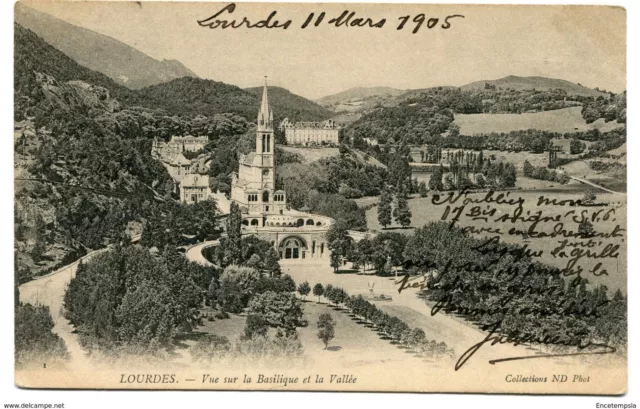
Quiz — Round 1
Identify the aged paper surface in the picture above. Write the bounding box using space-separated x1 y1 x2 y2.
13 1 627 394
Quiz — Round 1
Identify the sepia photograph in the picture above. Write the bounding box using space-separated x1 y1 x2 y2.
8 0 633 401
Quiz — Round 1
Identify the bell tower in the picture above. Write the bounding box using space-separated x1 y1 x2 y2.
256 77 276 212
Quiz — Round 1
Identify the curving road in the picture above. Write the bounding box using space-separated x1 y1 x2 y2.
184 240 220 267
19 248 109 367
568 175 625 195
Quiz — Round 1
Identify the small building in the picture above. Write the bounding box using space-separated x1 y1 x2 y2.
171 152 192 177
180 174 211 204
279 118 340 146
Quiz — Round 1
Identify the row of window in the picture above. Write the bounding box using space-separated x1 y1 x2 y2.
247 192 285 202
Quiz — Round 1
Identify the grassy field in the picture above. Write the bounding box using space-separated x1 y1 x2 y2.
454 106 625 135
351 149 387 168
296 301 423 365
365 189 627 293
281 146 339 163
182 299 420 368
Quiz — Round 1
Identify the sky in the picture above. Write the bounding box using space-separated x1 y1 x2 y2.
21 1 626 100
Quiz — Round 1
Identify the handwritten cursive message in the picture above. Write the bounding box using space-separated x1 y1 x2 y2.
433 189 624 278
197 3 465 34
404 189 625 370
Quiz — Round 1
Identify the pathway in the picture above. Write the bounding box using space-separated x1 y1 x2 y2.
185 239 220 267
19 249 108 367
278 258 557 371
568 175 624 195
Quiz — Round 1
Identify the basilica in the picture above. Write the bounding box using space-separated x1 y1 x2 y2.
230 79 334 260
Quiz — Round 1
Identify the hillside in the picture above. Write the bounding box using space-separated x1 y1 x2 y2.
316 86 406 115
244 86 333 122
14 24 203 282
460 75 608 97
316 86 405 106
125 79 330 123
454 106 625 135
14 23 130 112
15 23 328 124
13 73 174 281
15 3 197 89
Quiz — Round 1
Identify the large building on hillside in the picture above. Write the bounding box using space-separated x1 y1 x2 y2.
230 79 334 260
168 135 207 152
279 118 340 146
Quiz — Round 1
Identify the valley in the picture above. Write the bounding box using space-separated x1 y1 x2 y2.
12 4 627 393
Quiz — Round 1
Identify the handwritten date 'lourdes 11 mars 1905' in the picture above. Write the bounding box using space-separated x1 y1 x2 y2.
197 3 465 34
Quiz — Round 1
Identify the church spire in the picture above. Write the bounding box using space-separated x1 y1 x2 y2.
257 76 272 131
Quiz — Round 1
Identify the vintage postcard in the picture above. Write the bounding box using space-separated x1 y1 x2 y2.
13 1 627 394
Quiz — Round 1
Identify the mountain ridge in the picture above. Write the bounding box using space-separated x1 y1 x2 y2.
318 75 609 108
15 3 198 89
318 76 609 117
316 86 406 106
460 75 609 97
14 23 329 123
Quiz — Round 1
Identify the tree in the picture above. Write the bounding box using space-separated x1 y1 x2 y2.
326 222 353 267
263 248 281 276
418 181 428 197
355 237 374 273
247 292 304 337
317 313 336 349
280 274 296 292
448 123 460 138
30 239 47 263
177 199 219 241
476 151 484 170
15 304 69 368
443 173 456 190
502 163 517 187
313 283 324 303
217 265 261 313
583 189 597 205
570 138 586 154
428 167 443 191
406 328 426 349
393 194 412 228
243 314 269 339
64 246 203 353
206 276 219 307
475 173 486 188
245 253 262 269
225 202 243 265
523 160 534 177
388 146 412 191
370 232 408 274
330 251 341 273
297 281 311 301
115 282 179 347
377 187 393 229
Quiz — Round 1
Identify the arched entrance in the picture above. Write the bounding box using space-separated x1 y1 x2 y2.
278 236 308 260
